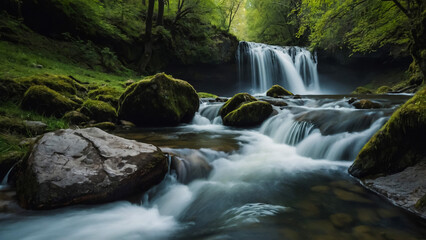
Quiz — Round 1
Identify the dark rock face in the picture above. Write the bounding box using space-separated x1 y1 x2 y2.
17 128 168 210
118 73 199 126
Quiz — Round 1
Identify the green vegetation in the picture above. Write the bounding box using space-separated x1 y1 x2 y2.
266 85 294 98
349 87 426 178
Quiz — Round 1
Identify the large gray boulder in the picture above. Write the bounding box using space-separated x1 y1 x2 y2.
17 128 168 209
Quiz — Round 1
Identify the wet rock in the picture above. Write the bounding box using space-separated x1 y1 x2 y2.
215 97 228 102
349 87 426 178
118 73 199 126
348 97 357 104
293 94 302 99
80 99 117 123
329 213 354 228
295 201 320 217
170 154 212 184
261 98 288 107
352 99 382 109
352 87 373 95
266 85 293 98
363 162 426 218
16 128 168 209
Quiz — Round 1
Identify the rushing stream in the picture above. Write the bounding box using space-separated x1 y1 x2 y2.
1 94 425 240
0 42 425 239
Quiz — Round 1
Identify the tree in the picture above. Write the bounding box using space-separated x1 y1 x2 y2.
157 0 165 25
139 0 155 72
221 0 244 32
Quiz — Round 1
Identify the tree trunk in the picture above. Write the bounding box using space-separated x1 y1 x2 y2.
157 0 164 26
140 0 155 72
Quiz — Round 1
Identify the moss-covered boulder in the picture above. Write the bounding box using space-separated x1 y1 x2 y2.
118 73 199 126
18 74 87 96
198 92 218 99
349 87 426 178
266 85 293 98
21 86 78 117
88 86 122 99
219 93 257 119
95 95 119 108
63 111 90 125
352 87 373 95
0 78 27 102
223 101 273 127
0 116 26 134
79 99 117 123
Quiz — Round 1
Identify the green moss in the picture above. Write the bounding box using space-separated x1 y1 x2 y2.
88 86 122 99
223 101 273 127
118 73 199 126
63 111 89 125
266 85 294 97
95 95 119 108
198 92 218 98
376 86 392 94
349 87 426 178
415 194 426 210
21 85 78 118
17 74 87 96
80 99 117 123
351 87 373 95
0 134 29 181
219 93 258 119
0 78 27 102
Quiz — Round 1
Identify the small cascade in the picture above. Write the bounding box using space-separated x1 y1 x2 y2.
0 164 16 190
237 41 320 94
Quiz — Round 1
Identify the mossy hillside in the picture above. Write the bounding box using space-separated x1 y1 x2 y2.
0 78 27 102
349 87 426 178
219 93 258 119
266 85 294 98
88 86 122 99
223 101 273 127
79 99 117 123
17 74 87 96
376 86 392 94
118 73 199 126
198 92 218 99
21 85 78 118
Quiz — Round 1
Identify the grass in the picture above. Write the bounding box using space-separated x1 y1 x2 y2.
0 102 69 132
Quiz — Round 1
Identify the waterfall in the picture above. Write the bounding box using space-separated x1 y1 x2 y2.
237 41 320 94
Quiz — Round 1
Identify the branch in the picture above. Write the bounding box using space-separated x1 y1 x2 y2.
382 0 411 18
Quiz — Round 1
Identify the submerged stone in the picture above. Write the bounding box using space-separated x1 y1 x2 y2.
352 99 382 109
329 213 354 228
118 73 199 126
16 128 168 209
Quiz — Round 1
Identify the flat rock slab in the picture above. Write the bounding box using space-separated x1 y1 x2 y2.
364 162 426 218
17 128 168 209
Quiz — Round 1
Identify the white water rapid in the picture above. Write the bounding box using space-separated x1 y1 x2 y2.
237 41 320 94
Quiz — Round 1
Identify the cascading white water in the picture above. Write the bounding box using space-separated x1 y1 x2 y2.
237 41 320 94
